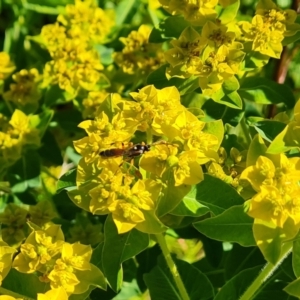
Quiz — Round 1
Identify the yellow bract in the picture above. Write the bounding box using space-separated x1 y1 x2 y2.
0 52 15 81
113 25 165 76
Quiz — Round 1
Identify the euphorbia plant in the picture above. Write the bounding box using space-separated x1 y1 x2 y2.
0 0 300 299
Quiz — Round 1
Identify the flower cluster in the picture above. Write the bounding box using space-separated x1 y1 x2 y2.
207 146 247 188
0 201 57 246
241 154 300 232
159 0 218 25
40 0 114 95
163 0 300 99
71 85 220 233
0 110 41 176
165 24 245 97
0 52 15 82
3 68 41 113
12 224 103 296
238 0 299 58
113 25 165 77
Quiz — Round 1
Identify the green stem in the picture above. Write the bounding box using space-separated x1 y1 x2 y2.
155 233 190 300
146 128 153 145
240 116 252 146
240 242 292 300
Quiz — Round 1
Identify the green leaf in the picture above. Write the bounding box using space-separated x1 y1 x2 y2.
248 119 287 143
284 278 300 297
156 174 191 217
147 65 199 95
44 85 73 107
246 134 267 167
214 266 262 300
34 109 54 138
9 150 41 193
292 237 300 277
144 255 215 300
195 174 244 216
267 122 300 154
149 16 190 42
170 187 210 217
211 77 243 109
239 77 295 109
2 269 49 299
56 168 77 193
218 0 240 24
224 244 265 279
75 264 107 293
193 205 255 246
38 130 63 165
115 0 136 25
22 1 65 14
97 93 117 121
202 99 244 126
102 215 150 292
203 119 224 151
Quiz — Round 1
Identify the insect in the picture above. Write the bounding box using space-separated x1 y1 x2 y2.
99 143 151 159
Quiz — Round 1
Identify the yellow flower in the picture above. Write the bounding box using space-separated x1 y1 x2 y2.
241 154 300 230
57 0 114 44
0 52 15 80
0 203 28 246
113 25 165 76
0 132 22 174
13 225 64 273
140 143 179 177
256 0 298 35
109 200 146 234
29 200 58 227
174 150 204 186
248 184 300 228
0 240 16 285
48 268 79 294
159 0 218 25
89 168 123 215
165 27 207 77
81 90 109 119
199 44 245 95
41 166 62 195
37 287 68 300
8 109 40 147
3 69 41 110
48 241 103 295
126 85 185 135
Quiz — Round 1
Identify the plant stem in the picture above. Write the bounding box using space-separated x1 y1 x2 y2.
240 242 292 300
155 233 190 300
240 116 252 146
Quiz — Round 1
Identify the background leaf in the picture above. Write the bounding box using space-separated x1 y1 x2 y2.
144 255 215 300
102 215 150 291
193 205 255 246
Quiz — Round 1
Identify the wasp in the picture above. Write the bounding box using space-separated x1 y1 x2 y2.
99 143 151 159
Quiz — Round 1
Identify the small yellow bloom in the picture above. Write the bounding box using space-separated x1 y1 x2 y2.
37 287 68 300
0 240 16 285
3 69 41 110
48 268 79 294
248 185 300 228
0 52 15 80
109 200 145 234
13 225 64 273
